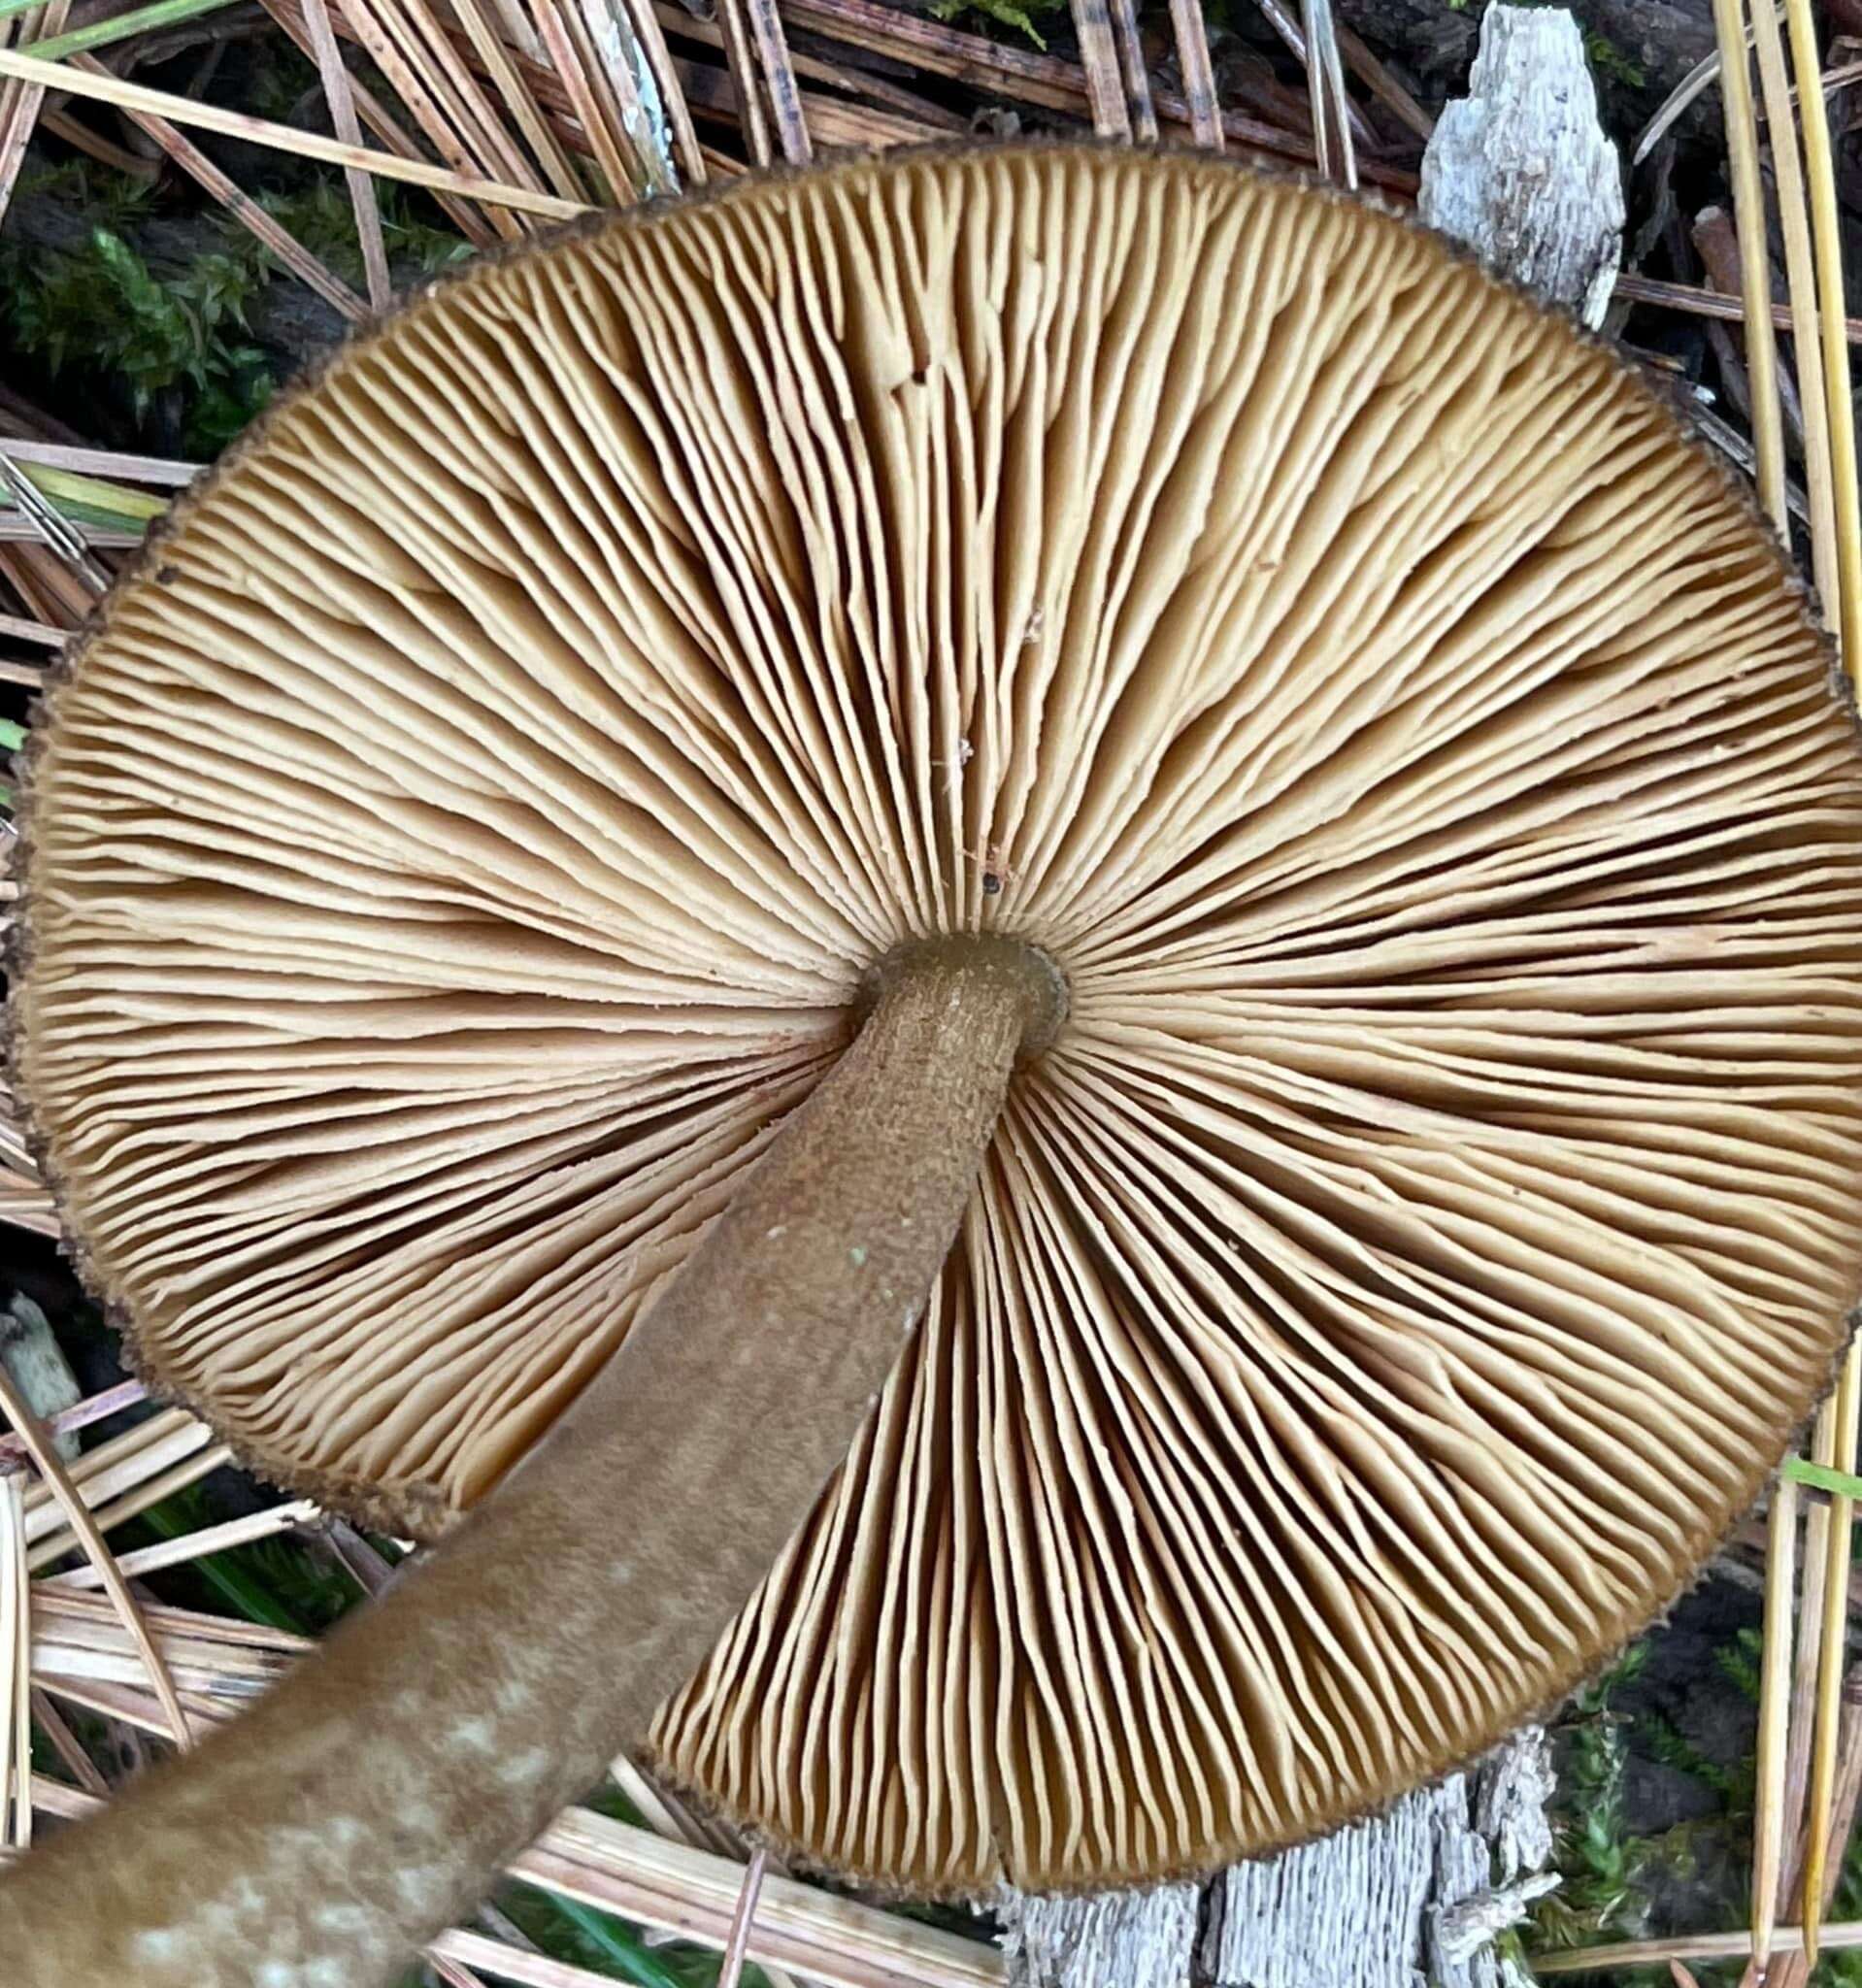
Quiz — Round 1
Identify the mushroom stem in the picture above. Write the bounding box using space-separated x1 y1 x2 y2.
0 935 1066 1988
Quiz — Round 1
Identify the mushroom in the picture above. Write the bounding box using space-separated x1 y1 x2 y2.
7 140 1862 1985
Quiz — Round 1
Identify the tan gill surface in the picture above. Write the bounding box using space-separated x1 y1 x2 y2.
17 145 1862 1890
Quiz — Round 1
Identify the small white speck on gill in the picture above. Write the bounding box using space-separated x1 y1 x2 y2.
498 1745 552 1788
452 1716 497 1755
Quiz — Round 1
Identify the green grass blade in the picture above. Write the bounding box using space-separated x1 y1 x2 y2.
503 1884 689 1988
24 0 243 63
1 463 165 534
1782 1455 1862 1499
134 1501 310 1635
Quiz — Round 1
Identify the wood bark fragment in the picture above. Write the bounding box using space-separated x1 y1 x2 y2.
0 1301 78 1465
1417 4 1624 327
995 1732 1556 1988
996 1883 1201 1988
1339 0 1714 132
1213 1733 1556 1988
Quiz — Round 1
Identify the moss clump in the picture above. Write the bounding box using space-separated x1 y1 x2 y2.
0 161 470 456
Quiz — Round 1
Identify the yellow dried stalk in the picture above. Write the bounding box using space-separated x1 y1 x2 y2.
1783 0 1862 675
1710 0 1786 522
1806 1341 1862 1961
1754 1476 1798 1964
0 1475 27 1850
1713 4 1837 1960
1748 0 1840 604
1777 26 1862 1872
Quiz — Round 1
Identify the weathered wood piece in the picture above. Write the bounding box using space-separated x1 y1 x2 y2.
994 1731 1558 1988
998 1882 1202 1988
0 1300 80 1464
1210 1731 1558 1988
1416 4 1624 327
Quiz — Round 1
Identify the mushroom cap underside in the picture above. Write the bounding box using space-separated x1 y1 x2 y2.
16 143 1862 1895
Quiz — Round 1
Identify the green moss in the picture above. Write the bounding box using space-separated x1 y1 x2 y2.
1714 1626 1764 1706
0 162 471 456
261 179 475 286
1639 1712 1751 1811
1531 1644 1654 1953
0 194 274 453
928 0 1067 50
1582 27 1645 88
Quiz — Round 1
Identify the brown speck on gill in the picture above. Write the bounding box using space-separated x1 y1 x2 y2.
5 142 1862 1982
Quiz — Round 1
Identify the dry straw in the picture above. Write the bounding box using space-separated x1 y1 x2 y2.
1700 0 1862 1971
0 47 588 215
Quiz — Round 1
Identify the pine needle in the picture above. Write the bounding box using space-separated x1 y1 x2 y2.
1804 1342 1862 1963
1301 0 1355 188
1782 0 1862 676
301 0 393 309
23 0 242 63
328 0 527 238
0 1364 195 1752
26 1441 233 1572
0 46 590 218
1754 1477 1798 1964
718 1848 767 1988
1167 0 1220 146
40 1500 322 1595
449 0 586 203
1710 0 1786 523
0 0 69 231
